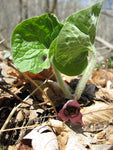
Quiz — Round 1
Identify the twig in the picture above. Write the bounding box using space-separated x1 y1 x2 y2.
0 39 5 45
0 61 58 137
0 107 17 138
0 33 10 49
0 85 31 106
50 0 57 13
16 118 28 143
0 124 39 133
23 74 58 115
96 46 107 50
95 36 113 50
0 73 58 137
0 87 40 138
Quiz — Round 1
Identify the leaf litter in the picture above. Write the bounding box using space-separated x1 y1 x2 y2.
0 51 113 150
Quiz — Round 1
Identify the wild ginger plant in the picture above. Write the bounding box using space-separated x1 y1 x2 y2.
11 1 103 124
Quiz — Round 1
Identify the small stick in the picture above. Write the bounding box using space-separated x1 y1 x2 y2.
8 61 58 113
0 75 58 137
0 87 41 138
23 74 58 115
0 61 58 137
0 85 31 106
0 39 5 45
0 124 39 133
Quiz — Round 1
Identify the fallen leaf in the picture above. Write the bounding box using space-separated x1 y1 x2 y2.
7 65 56 87
29 107 38 121
105 125 113 144
16 98 35 122
90 144 113 150
96 131 106 139
22 125 59 150
0 63 17 86
29 80 66 107
65 132 91 150
96 87 113 103
47 119 91 150
16 109 30 122
8 145 17 150
82 102 113 124
108 134 113 144
57 131 68 150
88 69 113 88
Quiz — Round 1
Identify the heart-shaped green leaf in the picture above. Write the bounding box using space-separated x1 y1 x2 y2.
53 23 91 76
53 1 103 76
11 14 63 73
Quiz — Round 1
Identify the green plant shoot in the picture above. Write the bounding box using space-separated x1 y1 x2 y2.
11 1 103 100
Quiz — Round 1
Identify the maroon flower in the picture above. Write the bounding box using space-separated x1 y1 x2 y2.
58 98 83 125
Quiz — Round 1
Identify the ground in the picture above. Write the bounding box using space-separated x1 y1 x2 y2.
0 50 113 150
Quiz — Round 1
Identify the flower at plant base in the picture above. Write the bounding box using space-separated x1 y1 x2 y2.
58 98 83 125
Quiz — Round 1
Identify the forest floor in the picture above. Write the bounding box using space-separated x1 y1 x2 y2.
0 49 113 150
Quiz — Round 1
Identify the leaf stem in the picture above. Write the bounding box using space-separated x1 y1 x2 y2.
75 46 96 100
52 62 72 99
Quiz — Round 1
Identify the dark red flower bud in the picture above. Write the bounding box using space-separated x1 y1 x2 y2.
58 98 83 125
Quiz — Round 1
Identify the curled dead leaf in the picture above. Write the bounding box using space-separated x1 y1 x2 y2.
82 102 113 124
7 65 56 87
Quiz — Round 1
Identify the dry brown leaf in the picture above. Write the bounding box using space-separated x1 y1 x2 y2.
88 69 113 87
0 62 17 84
30 80 66 107
47 120 69 150
82 102 113 124
105 125 113 144
48 119 91 150
8 145 17 150
57 131 68 150
7 65 56 87
16 98 36 122
96 87 113 103
93 125 113 145
96 131 106 139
